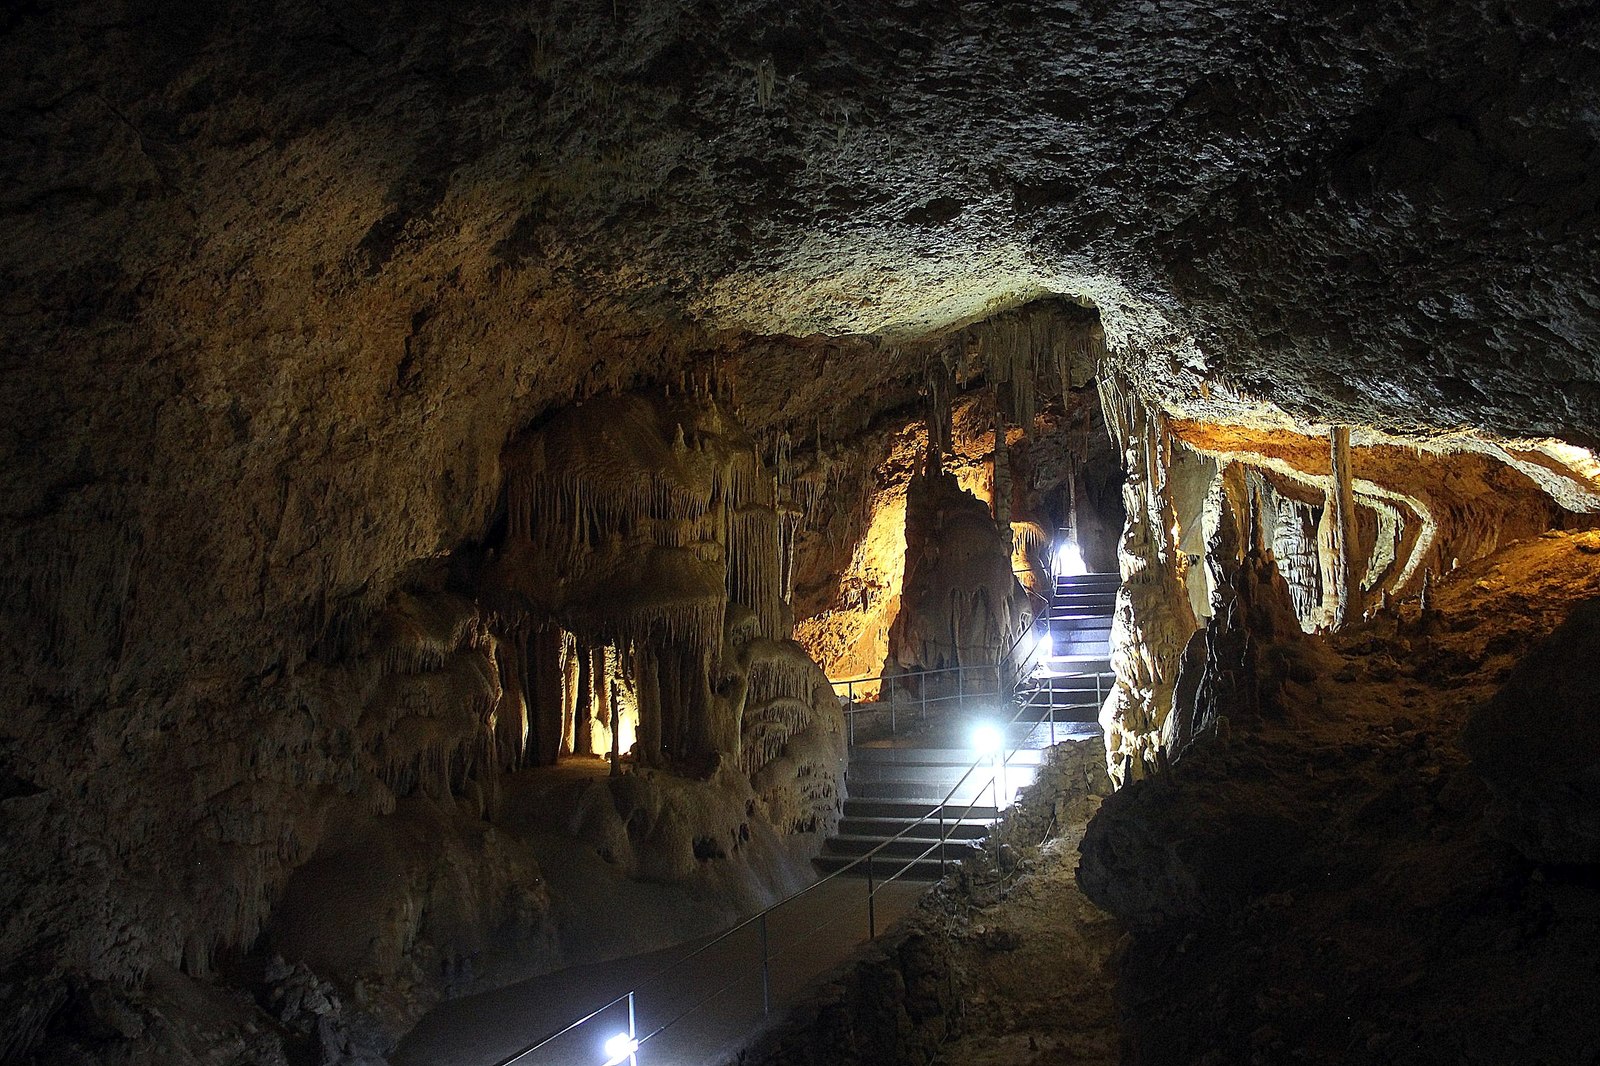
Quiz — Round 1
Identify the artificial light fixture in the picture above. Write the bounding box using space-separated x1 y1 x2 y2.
1053 539 1088 577
971 722 1003 755
602 1032 640 1066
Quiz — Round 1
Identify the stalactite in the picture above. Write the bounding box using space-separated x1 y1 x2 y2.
484 389 842 776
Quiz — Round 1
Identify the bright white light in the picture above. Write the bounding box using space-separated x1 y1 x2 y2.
1053 539 1088 577
603 1033 640 1066
971 723 1003 755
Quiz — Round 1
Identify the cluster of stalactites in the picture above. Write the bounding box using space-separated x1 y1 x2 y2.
503 393 784 651
493 391 808 767
771 428 839 603
739 645 829 778
970 307 1105 427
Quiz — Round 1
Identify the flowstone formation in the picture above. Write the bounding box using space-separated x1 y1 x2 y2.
483 386 844 814
888 468 1032 690
1093 360 1600 785
1077 533 1600 1065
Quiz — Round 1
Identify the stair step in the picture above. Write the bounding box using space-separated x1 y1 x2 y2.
851 755 1036 781
842 799 1001 820
1050 590 1117 602
847 779 1021 803
1047 633 1111 643
813 854 950 881
838 816 989 839
851 746 1050 767
1047 620 1112 632
824 836 982 860
1055 578 1119 592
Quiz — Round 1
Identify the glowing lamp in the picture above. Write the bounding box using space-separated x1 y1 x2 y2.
602 1032 640 1066
971 723 1003 755
1054 540 1088 577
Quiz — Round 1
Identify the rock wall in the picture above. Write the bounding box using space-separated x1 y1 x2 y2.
1099 391 1596 785
1077 532 1600 1065
1 386 846 1064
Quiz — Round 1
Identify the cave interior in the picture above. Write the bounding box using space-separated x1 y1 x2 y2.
4 1 1600 1064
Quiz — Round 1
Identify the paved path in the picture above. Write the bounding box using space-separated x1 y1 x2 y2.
395 876 927 1066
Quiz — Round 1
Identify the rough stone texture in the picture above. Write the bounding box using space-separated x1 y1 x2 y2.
730 738 1118 1066
1079 532 1600 1066
887 469 1029 686
4 0 1600 1061
1465 594 1600 865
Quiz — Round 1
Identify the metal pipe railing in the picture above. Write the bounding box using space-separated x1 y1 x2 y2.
496 656 1112 1064
497 567 1119 1064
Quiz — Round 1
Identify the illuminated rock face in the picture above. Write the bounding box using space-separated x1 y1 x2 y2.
887 469 1031 688
2 0 1599 1062
485 389 825 770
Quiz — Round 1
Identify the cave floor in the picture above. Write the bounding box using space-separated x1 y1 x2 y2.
925 817 1122 1066
393 875 926 1066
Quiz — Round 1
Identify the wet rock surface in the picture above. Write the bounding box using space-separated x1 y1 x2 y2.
1080 532 1600 1066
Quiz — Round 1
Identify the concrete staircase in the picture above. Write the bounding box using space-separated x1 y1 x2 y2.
1026 571 1117 728
817 572 1118 881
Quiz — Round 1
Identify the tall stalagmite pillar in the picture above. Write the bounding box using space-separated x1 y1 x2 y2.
1327 426 1361 627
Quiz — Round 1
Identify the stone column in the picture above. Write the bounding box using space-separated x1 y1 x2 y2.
1327 426 1361 627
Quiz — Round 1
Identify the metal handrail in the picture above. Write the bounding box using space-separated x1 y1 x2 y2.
832 565 1088 744
495 656 1113 1064
497 570 1121 1065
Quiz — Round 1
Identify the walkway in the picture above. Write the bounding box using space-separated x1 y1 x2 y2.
399 572 1120 1065
393 877 925 1066
818 571 1117 880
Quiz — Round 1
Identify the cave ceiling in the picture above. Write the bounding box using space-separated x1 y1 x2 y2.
2 0 1599 701
5 0 1598 444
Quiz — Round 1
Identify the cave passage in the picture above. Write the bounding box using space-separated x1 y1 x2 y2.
7 4 1600 1064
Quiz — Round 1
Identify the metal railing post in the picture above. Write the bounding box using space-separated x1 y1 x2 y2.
866 854 876 938
847 681 855 746
627 991 638 1066
939 807 946 877
759 912 770 1016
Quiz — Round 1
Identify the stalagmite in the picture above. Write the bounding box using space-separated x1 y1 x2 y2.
1326 426 1362 627
1097 373 1201 786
